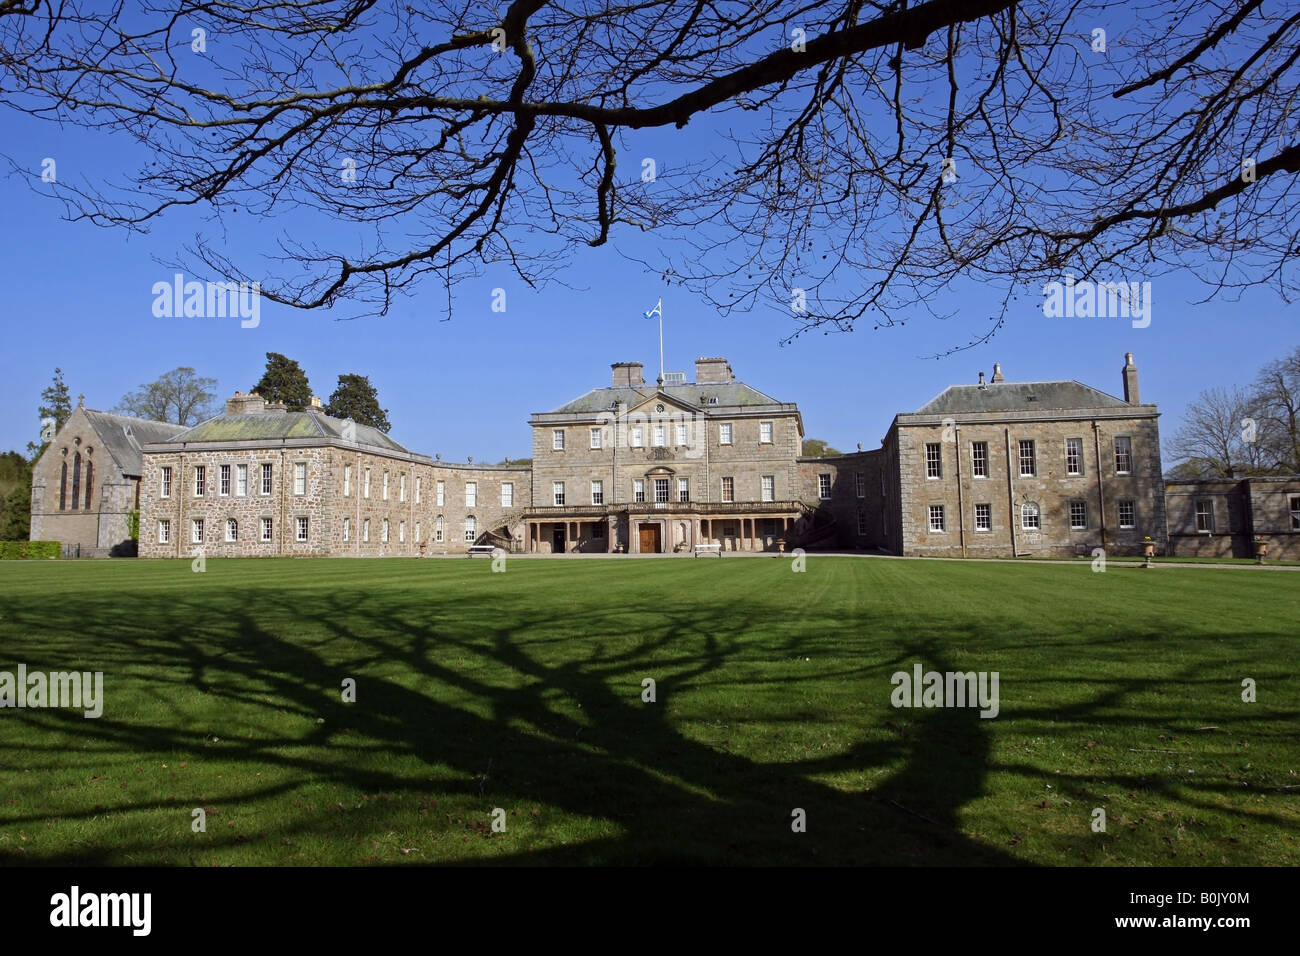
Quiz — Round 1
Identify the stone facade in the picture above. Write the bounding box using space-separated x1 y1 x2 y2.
29 402 187 556
877 356 1168 557
53 352 1191 561
1165 477 1300 560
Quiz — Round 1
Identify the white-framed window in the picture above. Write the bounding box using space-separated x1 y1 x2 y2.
343 517 350 542
975 503 991 531
1291 495 1300 531
160 466 172 498
1119 499 1136 529
553 429 565 451
192 517 204 542
225 518 238 542
343 464 351 496
819 473 832 499
399 521 405 543
928 505 945 532
158 519 170 543
1195 499 1214 532
220 464 231 496
553 481 565 506
719 423 733 445
294 462 307 496
1066 438 1083 476
856 472 865 498
633 479 646 503
194 465 206 496
363 468 371 499
399 474 406 502
382 471 389 500
760 421 774 444
1019 440 1036 477
261 463 273 495
236 463 248 496
466 481 477 507
654 478 669 503
436 480 445 506
925 443 942 479
415 521 421 542
464 516 477 542
590 427 603 450
653 425 666 447
631 426 644 447
761 475 775 502
675 423 688 446
296 517 309 542
1114 436 1133 474
435 516 444 542
857 508 868 535
1021 502 1041 530
971 442 989 478
381 518 390 543
591 480 603 505
1069 500 1088 530
363 518 371 542
677 478 689 503
501 482 514 507
260 517 273 542
721 476 734 503
415 476 422 504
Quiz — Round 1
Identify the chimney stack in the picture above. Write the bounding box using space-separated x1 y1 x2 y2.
225 391 268 415
694 357 735 384
611 362 645 387
1122 352 1140 404
310 395 323 409
991 363 1004 383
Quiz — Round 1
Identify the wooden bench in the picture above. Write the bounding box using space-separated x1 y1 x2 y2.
467 544 498 558
693 543 722 558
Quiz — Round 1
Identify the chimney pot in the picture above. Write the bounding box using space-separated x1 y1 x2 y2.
978 371 986 386
991 363 1004 383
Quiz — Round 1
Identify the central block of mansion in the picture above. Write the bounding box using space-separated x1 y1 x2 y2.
46 352 1283 560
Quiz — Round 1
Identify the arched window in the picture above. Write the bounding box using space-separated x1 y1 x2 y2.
59 462 67 510
1021 502 1041 530
464 515 477 542
71 453 82 510
83 461 93 509
226 518 238 542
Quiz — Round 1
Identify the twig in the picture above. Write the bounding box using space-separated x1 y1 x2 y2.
1128 748 1181 754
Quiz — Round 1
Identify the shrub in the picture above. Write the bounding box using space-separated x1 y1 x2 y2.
0 540 60 559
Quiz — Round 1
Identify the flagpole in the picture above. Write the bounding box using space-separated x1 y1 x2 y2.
658 297 664 386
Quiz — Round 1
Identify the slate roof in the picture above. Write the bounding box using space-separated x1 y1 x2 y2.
912 381 1133 416
161 410 412 454
83 410 189 476
540 382 786 416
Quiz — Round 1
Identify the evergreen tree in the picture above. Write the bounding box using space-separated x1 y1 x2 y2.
324 374 391 432
251 353 312 410
26 368 73 460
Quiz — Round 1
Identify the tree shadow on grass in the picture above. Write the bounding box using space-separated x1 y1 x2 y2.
0 578 1048 865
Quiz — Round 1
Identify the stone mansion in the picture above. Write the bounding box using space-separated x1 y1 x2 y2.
30 353 1300 560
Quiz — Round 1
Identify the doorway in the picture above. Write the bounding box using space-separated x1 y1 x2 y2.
638 524 661 554
552 526 566 553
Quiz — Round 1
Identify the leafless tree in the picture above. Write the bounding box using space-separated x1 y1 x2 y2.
2 1 1297 346
1252 346 1300 472
1167 386 1266 477
115 366 219 425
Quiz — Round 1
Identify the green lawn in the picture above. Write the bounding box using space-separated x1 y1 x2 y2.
0 556 1296 866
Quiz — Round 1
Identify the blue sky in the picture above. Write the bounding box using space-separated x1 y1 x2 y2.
0 10 1293 463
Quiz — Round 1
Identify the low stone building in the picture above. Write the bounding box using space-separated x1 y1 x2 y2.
137 391 531 559
1165 476 1300 560
29 397 188 556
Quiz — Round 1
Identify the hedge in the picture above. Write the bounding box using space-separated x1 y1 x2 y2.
0 540 60 559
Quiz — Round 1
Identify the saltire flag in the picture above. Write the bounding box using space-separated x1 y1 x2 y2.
644 298 662 321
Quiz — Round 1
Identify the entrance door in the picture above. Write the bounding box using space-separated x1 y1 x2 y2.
552 526 566 553
639 524 661 554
